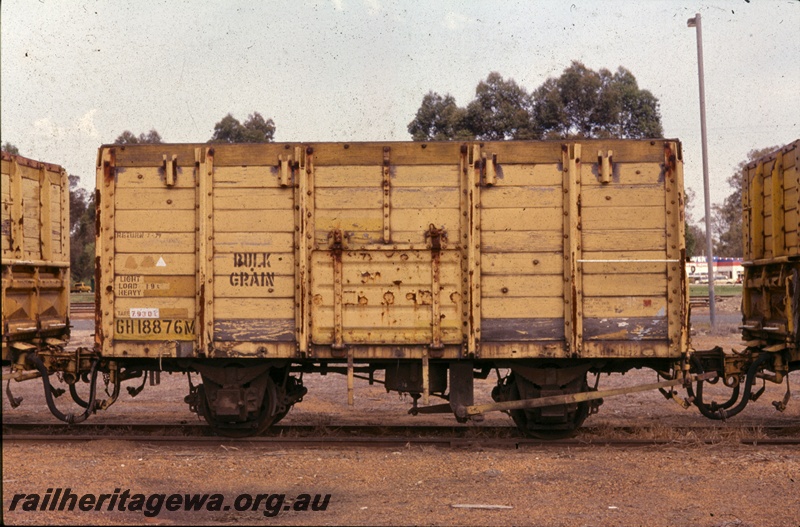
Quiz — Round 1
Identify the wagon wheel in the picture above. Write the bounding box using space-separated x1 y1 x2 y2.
505 373 591 440
199 376 279 438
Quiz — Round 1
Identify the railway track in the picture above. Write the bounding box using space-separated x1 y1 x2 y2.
70 302 95 315
688 294 736 308
4 422 798 447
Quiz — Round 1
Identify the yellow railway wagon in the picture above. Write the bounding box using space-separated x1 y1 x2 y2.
91 139 690 436
1 152 70 362
741 140 800 373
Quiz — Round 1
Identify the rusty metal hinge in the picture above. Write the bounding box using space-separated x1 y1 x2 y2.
329 229 345 253
425 224 446 252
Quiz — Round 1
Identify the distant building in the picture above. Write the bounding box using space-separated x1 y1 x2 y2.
686 256 743 283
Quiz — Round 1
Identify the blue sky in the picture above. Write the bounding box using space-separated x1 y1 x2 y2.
2 0 798 219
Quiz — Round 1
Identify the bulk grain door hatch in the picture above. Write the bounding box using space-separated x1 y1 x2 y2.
96 141 687 361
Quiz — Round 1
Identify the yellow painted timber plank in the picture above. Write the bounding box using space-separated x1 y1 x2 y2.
482 252 564 275
481 275 564 297
583 296 668 317
481 208 563 232
116 210 195 232
583 273 666 296
115 167 196 188
481 297 564 318
582 206 666 230
214 298 295 319
582 230 666 252
213 210 295 233
481 186 562 209
482 231 563 253
115 232 196 253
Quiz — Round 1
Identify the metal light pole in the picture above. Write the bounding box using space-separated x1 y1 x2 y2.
688 12 716 328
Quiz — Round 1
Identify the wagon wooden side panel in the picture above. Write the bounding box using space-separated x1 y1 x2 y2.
742 140 800 348
1 152 70 361
97 140 687 362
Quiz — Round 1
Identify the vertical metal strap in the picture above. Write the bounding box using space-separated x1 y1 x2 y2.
10 158 23 258
347 348 354 406
459 145 469 356
562 144 583 357
664 142 685 354
382 147 391 243
39 165 52 261
751 162 765 260
296 146 311 357
97 148 116 356
431 252 442 350
31 267 40 331
196 147 215 355
771 151 785 258
795 145 800 257
429 224 444 352
60 168 69 263
742 163 752 260
467 144 482 357
422 351 430 405
331 229 345 352
329 228 351 404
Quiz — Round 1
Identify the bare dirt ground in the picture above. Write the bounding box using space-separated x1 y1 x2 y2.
3 298 799 526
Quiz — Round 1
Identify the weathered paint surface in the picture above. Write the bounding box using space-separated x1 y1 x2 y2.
97 140 688 360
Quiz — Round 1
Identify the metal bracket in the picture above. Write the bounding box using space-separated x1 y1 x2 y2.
162 154 177 187
597 150 613 184
278 155 293 187
482 152 497 186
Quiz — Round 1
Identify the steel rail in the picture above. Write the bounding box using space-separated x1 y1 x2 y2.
3 434 798 448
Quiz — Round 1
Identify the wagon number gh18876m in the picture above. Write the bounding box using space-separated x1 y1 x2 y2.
115 319 196 340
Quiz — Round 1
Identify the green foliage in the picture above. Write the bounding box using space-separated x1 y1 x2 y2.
685 221 696 259
465 72 535 140
209 112 276 143
114 129 163 144
689 284 741 297
408 62 663 141
408 92 470 141
68 175 95 284
2 142 20 155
